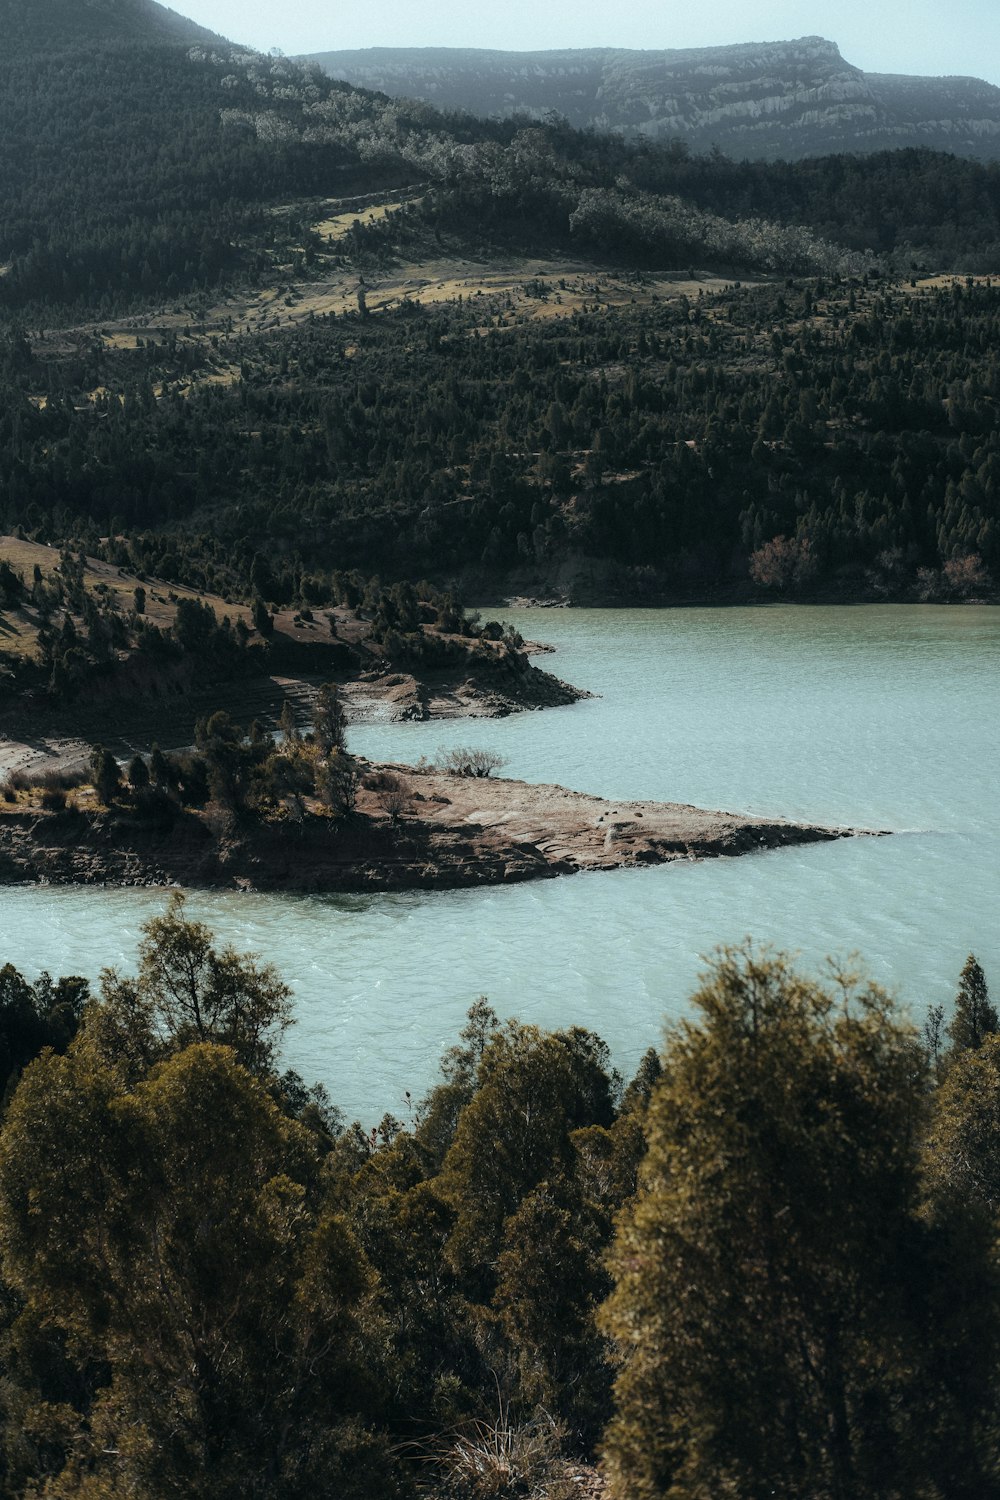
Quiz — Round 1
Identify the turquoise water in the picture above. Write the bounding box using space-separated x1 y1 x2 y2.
3 605 998 1120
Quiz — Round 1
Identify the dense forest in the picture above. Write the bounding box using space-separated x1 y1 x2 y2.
0 909 997 1497
0 21 998 603
3 276 998 603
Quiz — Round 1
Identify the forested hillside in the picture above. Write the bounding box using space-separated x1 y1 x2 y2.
0 19 999 610
4 275 998 605
3 35 1000 320
0 0 220 52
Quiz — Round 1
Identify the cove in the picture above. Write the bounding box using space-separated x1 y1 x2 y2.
3 604 998 1122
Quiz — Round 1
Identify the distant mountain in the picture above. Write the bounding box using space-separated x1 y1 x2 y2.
0 0 223 54
305 37 1000 162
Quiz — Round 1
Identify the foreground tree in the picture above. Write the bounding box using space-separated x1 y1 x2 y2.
946 953 998 1056
86 892 292 1078
0 1044 405 1500
601 945 999 1500
0 964 88 1103
926 1032 1000 1215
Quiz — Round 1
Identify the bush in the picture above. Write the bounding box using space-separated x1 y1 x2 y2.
375 773 410 824
39 788 67 812
3 766 86 794
438 747 508 779
432 1400 568 1499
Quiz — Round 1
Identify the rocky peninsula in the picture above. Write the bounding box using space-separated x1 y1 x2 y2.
0 762 867 894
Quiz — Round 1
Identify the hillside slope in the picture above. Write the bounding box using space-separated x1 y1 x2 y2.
0 0 223 52
306 38 1000 162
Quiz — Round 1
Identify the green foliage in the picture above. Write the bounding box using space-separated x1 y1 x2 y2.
440 1024 615 1296
926 1033 1000 1215
316 749 360 815
86 892 292 1079
6 278 1000 604
312 682 347 757
127 753 149 792
495 1175 611 1441
947 953 998 1055
253 597 274 638
0 963 88 1103
0 929 999 1497
602 944 998 1500
0 1043 402 1500
88 744 121 805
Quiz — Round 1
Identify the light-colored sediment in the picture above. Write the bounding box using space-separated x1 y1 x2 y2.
0 762 872 894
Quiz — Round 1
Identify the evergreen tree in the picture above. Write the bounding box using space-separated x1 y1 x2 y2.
0 1045 403 1500
947 954 998 1055
279 699 300 744
89 744 121 806
149 743 170 786
601 945 992 1500
253 598 274 638
128 753 150 792
313 683 347 757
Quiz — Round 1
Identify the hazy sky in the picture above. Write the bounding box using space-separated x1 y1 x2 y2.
176 0 1000 85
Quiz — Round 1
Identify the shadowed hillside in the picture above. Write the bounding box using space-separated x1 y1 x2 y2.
0 0 223 52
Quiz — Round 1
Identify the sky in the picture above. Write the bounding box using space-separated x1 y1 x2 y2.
174 0 1000 86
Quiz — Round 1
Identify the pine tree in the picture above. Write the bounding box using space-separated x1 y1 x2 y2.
89 745 121 806
128 754 149 792
312 683 347 757
279 699 300 744
947 954 998 1054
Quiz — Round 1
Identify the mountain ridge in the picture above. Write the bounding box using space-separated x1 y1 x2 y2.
304 37 1000 162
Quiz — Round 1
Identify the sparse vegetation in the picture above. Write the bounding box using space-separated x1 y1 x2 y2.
439 748 509 779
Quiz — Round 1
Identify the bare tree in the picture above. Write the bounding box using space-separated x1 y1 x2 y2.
439 746 508 779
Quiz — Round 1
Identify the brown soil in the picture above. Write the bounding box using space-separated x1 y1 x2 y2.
0 763 872 894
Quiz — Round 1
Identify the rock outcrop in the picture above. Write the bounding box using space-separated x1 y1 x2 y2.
0 767 873 894
306 38 1000 162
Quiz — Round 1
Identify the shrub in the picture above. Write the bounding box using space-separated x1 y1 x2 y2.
375 773 410 824
749 533 818 592
432 1395 567 1499
439 747 508 779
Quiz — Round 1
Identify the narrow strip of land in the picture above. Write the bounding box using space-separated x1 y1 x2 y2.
0 763 870 893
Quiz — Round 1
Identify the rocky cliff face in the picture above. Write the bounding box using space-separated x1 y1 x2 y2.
305 37 1000 161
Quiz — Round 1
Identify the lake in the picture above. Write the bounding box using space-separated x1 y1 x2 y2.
3 604 998 1120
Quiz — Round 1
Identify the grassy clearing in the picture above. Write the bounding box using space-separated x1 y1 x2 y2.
29 179 766 398
312 198 415 241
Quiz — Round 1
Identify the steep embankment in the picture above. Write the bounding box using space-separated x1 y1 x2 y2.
0 766 864 893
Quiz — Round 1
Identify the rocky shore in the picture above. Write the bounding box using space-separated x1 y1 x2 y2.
0 764 871 894
0 645 586 782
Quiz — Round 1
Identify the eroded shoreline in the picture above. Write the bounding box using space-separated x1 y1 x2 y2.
0 763 874 894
